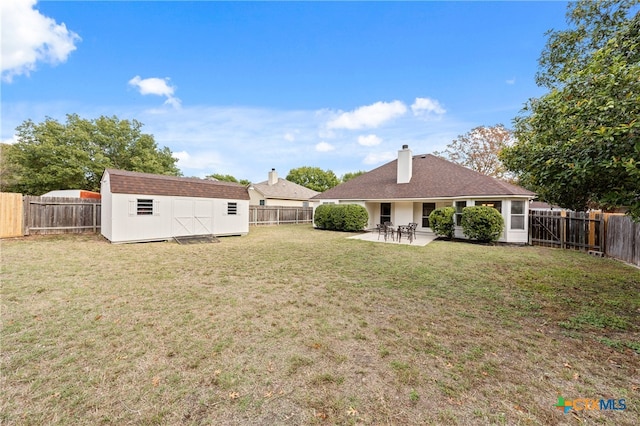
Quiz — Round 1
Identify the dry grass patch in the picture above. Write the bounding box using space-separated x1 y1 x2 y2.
1 225 639 425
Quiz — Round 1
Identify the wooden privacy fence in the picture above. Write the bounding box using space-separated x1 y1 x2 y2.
0 192 24 238
529 210 604 251
2 193 102 237
529 210 639 267
606 214 640 267
249 206 313 226
23 195 101 235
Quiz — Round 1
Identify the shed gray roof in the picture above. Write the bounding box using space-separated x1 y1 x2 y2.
312 154 534 200
104 169 250 200
251 178 319 200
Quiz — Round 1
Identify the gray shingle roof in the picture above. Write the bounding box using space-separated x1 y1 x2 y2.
312 154 534 200
104 169 250 200
251 178 319 200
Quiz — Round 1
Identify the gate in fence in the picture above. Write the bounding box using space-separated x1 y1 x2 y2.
529 210 604 252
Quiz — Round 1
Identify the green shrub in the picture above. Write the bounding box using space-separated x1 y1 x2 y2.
461 206 504 242
341 204 369 231
428 206 455 239
314 204 368 232
313 204 332 229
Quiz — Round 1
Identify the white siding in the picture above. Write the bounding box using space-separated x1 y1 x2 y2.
106 193 248 243
100 174 112 241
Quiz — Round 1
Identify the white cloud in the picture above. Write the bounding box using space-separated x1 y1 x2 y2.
2 134 19 145
284 132 296 142
363 151 396 165
128 75 181 108
327 100 407 130
506 77 516 85
315 141 335 152
411 97 446 116
357 134 382 147
173 150 223 172
1 0 80 82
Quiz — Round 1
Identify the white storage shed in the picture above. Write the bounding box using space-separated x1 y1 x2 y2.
101 169 250 243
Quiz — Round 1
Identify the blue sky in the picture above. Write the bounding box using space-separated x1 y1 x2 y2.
2 0 570 183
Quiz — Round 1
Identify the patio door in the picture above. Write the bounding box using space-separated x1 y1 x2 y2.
422 202 436 228
380 203 391 224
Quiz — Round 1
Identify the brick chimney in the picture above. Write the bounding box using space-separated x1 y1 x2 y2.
268 168 278 186
397 145 412 184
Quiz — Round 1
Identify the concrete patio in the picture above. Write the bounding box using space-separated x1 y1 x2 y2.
347 230 439 246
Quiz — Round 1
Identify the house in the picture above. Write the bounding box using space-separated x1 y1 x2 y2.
101 169 249 243
248 168 319 207
311 145 536 243
41 189 101 199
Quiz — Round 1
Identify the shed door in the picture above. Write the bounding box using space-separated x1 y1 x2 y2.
172 199 214 236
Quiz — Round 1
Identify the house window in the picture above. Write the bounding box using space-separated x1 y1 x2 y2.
475 200 502 213
259 200 265 206
137 199 154 215
227 202 238 215
455 201 466 226
380 203 391 224
302 201 309 208
511 201 525 230
422 202 436 228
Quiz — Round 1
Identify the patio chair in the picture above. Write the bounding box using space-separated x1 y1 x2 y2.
383 221 395 241
376 224 385 240
397 225 414 243
408 222 418 241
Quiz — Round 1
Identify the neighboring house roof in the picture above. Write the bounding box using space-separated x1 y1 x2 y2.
103 169 250 200
530 201 564 210
251 178 319 200
42 189 101 199
312 154 535 200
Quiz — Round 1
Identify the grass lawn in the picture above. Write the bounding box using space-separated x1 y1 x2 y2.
1 225 639 425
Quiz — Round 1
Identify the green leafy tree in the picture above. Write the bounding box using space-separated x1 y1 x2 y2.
434 124 514 180
4 114 180 195
286 166 339 192
206 173 250 186
341 170 366 183
501 0 640 219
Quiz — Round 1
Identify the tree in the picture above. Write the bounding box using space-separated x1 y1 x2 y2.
433 124 514 180
536 0 640 89
501 1 640 219
206 173 250 186
4 114 181 195
341 171 366 183
286 166 339 192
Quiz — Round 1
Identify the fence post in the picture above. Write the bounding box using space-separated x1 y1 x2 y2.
560 210 566 249
93 203 97 233
23 195 29 236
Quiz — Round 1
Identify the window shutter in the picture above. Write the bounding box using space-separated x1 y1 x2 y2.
128 200 135 216
153 200 160 216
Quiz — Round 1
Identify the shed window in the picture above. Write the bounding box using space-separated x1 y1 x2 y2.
227 202 238 215
259 200 265 206
511 201 525 230
137 199 154 215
